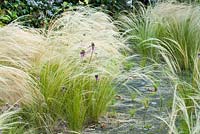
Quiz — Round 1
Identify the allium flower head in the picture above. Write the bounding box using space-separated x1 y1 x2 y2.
80 50 86 58
95 74 99 81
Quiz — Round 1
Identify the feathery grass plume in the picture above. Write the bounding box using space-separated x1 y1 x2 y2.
0 65 41 104
0 24 46 70
46 6 125 75
160 0 200 4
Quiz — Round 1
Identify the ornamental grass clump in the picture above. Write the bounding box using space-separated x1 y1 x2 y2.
35 7 125 131
120 3 200 78
152 3 200 74
0 7 125 133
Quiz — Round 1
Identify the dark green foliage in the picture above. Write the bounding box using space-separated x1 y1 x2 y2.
88 0 131 15
0 0 77 28
0 0 132 27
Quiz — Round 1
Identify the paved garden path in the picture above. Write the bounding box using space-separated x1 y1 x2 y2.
84 67 173 134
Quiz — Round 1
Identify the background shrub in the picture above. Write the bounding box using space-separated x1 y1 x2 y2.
0 0 77 28
0 0 133 28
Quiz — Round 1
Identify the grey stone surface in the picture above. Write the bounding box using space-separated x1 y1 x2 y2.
83 71 173 134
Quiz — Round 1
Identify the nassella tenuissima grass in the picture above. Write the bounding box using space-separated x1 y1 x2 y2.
0 6 126 133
